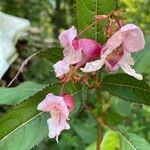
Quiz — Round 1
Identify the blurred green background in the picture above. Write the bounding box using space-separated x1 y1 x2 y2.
0 0 150 149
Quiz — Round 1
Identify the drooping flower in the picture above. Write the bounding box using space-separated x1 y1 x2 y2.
37 93 74 142
81 24 145 80
53 26 102 78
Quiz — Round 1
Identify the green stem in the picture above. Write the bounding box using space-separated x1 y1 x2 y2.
93 74 103 150
93 74 102 108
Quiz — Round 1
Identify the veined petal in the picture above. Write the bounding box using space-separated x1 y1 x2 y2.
64 48 82 65
102 30 125 56
59 26 77 48
121 24 145 52
80 59 105 72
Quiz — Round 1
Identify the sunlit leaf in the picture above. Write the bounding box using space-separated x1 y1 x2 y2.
117 129 150 150
101 130 120 150
0 81 46 105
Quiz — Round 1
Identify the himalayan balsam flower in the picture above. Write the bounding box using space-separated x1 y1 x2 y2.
81 24 145 80
37 93 74 142
53 26 101 77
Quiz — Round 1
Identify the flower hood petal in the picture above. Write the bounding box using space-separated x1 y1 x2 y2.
59 26 77 49
121 24 145 52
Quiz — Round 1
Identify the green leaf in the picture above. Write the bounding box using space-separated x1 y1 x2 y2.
0 84 61 150
72 114 97 144
86 142 96 150
76 0 117 42
117 129 150 150
102 73 150 105
111 97 131 117
103 112 126 125
38 47 63 63
0 83 81 150
101 130 120 150
0 81 46 105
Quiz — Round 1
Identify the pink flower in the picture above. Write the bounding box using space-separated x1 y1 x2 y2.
37 93 74 142
81 24 145 80
53 26 101 77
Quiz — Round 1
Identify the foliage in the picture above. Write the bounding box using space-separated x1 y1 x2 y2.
0 0 150 150
102 73 150 105
76 0 117 43
0 81 45 105
122 0 150 34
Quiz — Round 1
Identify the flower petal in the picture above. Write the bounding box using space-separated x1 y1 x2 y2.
80 59 105 72
59 26 77 48
121 24 145 52
105 46 124 71
53 59 70 77
37 93 69 117
102 30 125 57
37 93 54 112
47 116 70 143
64 48 82 65
120 63 143 80
119 52 143 80
75 39 102 67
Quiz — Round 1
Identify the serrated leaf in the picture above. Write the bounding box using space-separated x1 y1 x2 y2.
38 47 63 63
76 0 117 42
0 81 46 105
101 74 150 105
0 84 61 150
0 83 81 150
117 129 150 150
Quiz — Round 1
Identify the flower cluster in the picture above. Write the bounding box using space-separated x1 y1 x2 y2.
37 13 145 142
53 26 102 78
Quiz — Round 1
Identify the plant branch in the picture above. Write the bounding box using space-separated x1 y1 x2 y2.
78 19 101 37
7 52 38 87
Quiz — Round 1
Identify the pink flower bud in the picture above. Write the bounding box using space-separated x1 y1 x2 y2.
62 94 74 112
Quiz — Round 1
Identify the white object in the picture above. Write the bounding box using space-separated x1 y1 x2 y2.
0 12 30 79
